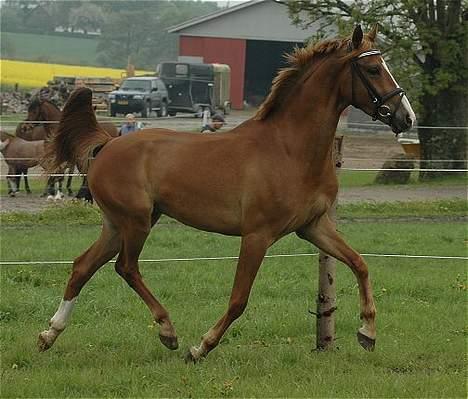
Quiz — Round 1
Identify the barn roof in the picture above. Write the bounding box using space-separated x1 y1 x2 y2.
168 0 320 43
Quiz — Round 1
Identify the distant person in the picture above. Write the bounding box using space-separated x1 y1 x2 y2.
201 113 225 133
119 113 142 135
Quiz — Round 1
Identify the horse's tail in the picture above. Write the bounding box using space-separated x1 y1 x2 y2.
42 88 112 174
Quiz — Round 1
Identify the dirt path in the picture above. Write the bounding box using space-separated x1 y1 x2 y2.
1 184 465 214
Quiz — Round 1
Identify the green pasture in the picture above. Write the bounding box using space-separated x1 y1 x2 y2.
1 203 467 397
2 32 98 66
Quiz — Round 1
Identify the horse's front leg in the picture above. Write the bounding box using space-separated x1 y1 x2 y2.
297 215 376 350
22 169 32 194
42 176 53 198
66 165 74 196
7 166 18 197
186 233 271 362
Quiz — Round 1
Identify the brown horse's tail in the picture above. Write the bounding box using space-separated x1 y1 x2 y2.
42 88 112 174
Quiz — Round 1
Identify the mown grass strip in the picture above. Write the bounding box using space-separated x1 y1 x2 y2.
1 199 466 227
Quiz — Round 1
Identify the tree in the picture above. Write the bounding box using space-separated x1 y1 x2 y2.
69 3 105 34
282 0 467 179
96 9 153 68
96 1 219 70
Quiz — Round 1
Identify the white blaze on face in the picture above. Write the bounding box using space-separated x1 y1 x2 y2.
381 59 416 124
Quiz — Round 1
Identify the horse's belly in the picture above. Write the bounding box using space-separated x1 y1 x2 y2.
159 197 242 236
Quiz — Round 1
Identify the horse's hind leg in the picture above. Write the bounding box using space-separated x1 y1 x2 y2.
38 218 120 351
297 215 376 351
115 212 178 350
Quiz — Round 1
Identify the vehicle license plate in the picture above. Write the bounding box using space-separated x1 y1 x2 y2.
117 100 128 105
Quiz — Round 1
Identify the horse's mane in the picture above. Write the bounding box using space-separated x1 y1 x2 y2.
28 97 61 113
42 88 110 173
28 97 41 112
254 36 372 120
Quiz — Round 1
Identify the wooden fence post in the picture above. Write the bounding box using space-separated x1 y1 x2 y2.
315 135 343 351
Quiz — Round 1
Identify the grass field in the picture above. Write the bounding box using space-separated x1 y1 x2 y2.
1 202 467 397
2 32 99 66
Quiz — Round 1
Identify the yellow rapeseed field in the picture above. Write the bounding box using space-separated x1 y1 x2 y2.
0 59 152 88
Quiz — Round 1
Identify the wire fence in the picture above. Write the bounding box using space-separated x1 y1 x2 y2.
1 167 467 178
1 252 466 267
1 118 468 130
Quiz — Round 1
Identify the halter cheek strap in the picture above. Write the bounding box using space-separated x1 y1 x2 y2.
351 49 405 122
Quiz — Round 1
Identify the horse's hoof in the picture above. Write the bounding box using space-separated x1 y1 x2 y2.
67 190 73 196
357 331 375 352
37 331 53 352
159 334 179 350
184 348 200 364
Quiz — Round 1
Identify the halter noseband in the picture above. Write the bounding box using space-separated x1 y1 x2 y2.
351 49 405 122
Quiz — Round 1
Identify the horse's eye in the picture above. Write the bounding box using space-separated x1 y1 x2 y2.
367 67 380 76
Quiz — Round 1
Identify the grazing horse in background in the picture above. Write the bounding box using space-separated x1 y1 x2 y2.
39 26 415 361
0 131 44 196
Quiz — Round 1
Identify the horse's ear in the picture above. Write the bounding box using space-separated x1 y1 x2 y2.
368 24 379 42
352 25 363 49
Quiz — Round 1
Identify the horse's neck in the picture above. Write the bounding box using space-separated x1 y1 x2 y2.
43 103 62 121
269 70 345 165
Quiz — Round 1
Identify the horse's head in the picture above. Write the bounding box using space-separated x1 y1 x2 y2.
344 25 415 133
27 97 43 122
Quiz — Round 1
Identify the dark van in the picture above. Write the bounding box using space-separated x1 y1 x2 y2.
108 77 169 117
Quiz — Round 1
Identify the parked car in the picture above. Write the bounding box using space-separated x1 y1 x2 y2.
108 77 169 117
157 62 231 117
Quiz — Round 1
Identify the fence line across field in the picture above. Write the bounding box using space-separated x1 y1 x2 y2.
1 167 467 178
2 118 468 130
0 252 466 267
2 156 467 164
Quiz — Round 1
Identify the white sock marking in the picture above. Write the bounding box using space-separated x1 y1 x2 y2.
50 298 76 331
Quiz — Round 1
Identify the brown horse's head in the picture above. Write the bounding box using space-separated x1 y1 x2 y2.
255 25 415 134
26 97 42 122
344 25 416 133
22 97 43 133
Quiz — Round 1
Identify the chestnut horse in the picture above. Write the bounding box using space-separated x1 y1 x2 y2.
39 26 415 361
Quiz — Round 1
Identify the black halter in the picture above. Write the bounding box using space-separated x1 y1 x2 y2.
351 49 405 122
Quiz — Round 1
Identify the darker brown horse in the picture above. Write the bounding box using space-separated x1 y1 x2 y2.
18 98 62 141
39 26 415 361
19 97 119 197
